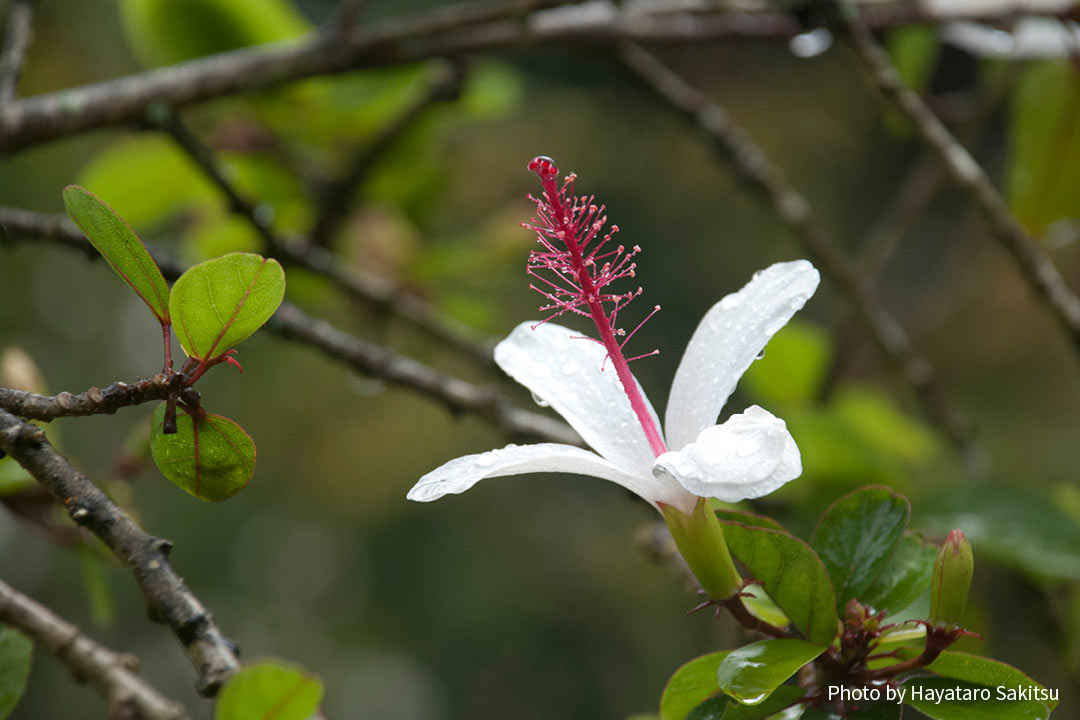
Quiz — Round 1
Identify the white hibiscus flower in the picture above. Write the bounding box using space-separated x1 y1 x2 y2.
408 260 819 514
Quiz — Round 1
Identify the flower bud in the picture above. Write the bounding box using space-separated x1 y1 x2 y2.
661 498 743 600
929 529 974 629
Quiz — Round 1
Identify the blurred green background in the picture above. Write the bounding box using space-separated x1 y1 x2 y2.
1 0 1079 718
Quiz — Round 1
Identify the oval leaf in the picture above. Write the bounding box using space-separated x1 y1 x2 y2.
63 185 171 324
215 661 323 720
863 532 937 616
0 626 32 720
150 404 255 501
811 486 910 608
893 650 1057 711
903 677 1050 720
716 638 825 705
723 685 807 720
719 520 838 644
170 252 285 361
685 696 728 720
661 652 728 720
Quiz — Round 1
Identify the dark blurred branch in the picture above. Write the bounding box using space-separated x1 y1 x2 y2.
0 576 190 720
0 207 576 445
331 0 372 34
0 410 240 696
0 0 1072 153
618 43 986 475
861 70 1020 276
834 3 1080 360
148 103 496 367
310 61 464 248
0 374 182 422
269 304 582 445
0 0 34 105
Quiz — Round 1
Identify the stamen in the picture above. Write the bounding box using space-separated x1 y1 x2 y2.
524 156 665 457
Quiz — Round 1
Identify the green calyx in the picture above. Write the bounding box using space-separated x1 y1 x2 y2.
661 498 743 600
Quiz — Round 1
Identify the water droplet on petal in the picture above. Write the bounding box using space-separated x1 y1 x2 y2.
561 360 580 376
755 349 766 360
531 390 551 408
719 294 742 310
737 431 765 457
474 452 496 468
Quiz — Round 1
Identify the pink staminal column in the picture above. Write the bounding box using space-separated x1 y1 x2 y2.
523 156 666 458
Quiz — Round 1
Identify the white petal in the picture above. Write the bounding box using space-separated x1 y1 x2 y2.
665 260 820 450
408 443 691 510
495 322 663 475
653 406 802 503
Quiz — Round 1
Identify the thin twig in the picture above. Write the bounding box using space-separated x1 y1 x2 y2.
269 304 581 445
0 0 34 105
148 104 496 366
0 207 576 445
861 69 1020 276
0 410 240 696
0 576 190 720
0 374 183 422
0 0 1072 153
310 61 464 248
618 43 986 475
833 2 1080 359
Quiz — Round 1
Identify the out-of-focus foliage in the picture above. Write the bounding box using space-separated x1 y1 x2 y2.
1007 61 1080 234
0 627 32 720
3 0 1080 717
120 0 309 68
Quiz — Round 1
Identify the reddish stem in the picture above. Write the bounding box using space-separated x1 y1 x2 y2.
161 320 173 373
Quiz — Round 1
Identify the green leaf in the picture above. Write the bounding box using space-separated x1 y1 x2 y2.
887 26 940 93
63 185 171 324
685 697 728 720
722 685 806 719
903 677 1049 720
150 404 255 501
863 533 937 616
215 660 323 720
739 583 790 631
716 639 825 705
713 508 785 532
720 520 838 644
661 652 728 720
121 0 309 68
916 485 1080 581
170 252 285 362
1007 61 1080 233
0 625 32 720
812 486 910 608
742 321 831 408
898 651 1057 711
